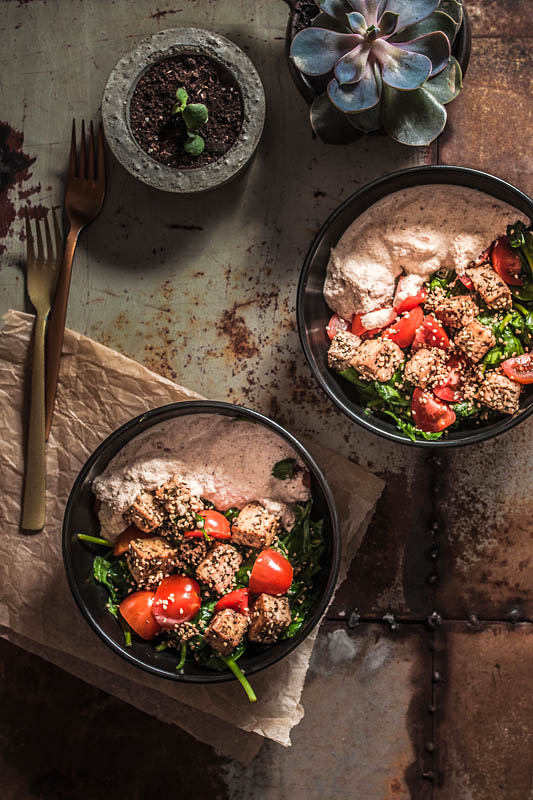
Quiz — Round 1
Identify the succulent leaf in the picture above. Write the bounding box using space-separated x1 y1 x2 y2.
334 43 370 84
373 39 432 90
395 31 450 77
378 11 400 36
346 94 383 131
392 10 457 47
316 0 353 26
310 92 365 143
291 28 362 76
424 55 462 104
183 103 208 130
382 82 447 145
328 59 382 111
382 0 440 29
346 11 367 34
312 11 349 32
184 133 205 155
346 0 380 25
438 0 463 28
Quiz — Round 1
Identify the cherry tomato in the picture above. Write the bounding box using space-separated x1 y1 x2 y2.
411 388 457 433
113 525 153 556
411 315 450 351
215 588 250 614
433 355 464 402
491 237 523 286
351 313 379 338
153 575 202 629
119 591 162 640
458 273 474 290
502 353 533 384
352 307 396 338
394 286 427 313
249 549 293 596
326 313 350 340
383 306 424 348
184 509 231 540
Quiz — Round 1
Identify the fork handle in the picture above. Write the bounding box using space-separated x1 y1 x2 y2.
22 311 48 530
45 224 81 440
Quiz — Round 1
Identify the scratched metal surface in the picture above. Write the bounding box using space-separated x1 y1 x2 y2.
1 0 533 798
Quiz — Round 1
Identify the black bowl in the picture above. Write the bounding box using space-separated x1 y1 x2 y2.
63 401 340 683
297 166 533 447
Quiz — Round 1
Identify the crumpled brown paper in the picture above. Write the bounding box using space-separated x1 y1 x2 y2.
0 309 384 763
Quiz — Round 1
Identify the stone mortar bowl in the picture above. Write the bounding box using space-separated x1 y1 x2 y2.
102 28 266 193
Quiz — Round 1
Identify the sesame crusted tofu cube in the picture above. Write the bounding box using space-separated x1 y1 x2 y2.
327 330 361 371
204 609 249 656
248 594 291 644
404 348 447 390
125 536 179 588
196 542 242 595
466 264 512 310
124 491 164 533
434 296 480 329
176 538 207 570
350 337 404 383
475 372 523 414
231 502 281 549
455 319 495 363
155 474 204 534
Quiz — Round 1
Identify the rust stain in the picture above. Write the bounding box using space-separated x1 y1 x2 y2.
217 302 260 360
0 122 36 255
150 8 183 21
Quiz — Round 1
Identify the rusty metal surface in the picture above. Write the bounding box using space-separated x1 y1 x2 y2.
434 622 533 799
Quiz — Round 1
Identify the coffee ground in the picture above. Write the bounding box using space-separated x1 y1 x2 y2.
130 55 243 170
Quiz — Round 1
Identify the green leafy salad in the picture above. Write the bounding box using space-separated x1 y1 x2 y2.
327 220 533 441
78 458 326 703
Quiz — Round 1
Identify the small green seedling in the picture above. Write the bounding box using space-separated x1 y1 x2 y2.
171 86 208 156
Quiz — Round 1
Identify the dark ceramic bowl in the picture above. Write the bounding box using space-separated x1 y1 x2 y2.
284 0 471 132
297 166 533 447
63 401 340 683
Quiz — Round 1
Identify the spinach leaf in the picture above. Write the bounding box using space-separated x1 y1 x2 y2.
223 507 240 523
93 555 131 618
272 458 297 480
452 401 480 420
428 268 456 293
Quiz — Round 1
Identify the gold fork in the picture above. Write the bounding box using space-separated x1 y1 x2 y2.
45 120 105 439
21 209 61 531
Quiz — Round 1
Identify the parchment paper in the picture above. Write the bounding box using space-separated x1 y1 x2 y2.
0 309 384 763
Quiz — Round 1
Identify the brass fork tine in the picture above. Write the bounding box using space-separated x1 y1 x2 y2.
97 122 105 187
35 214 44 264
68 120 77 178
25 208 35 264
43 214 53 265
79 120 87 179
52 206 62 263
88 121 96 180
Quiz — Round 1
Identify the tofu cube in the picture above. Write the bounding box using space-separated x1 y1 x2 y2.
155 474 204 533
455 319 495 363
466 264 512 310
327 330 361 372
196 542 242 595
248 594 291 644
231 503 280 549
204 609 249 656
476 372 522 414
404 348 447 390
124 491 164 533
125 536 179 588
434 296 479 329
176 538 207 570
350 338 405 383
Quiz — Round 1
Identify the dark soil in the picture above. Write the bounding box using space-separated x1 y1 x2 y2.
290 0 319 36
130 55 243 170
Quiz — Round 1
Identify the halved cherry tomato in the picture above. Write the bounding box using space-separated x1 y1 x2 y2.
351 313 379 338
215 588 250 614
383 306 424 348
152 575 202 629
113 525 152 556
458 273 474 290
184 509 231 540
394 287 427 313
249 549 293 596
502 353 533 384
433 355 464 402
119 591 162 640
411 315 450 351
352 307 396 338
411 388 456 433
491 237 523 286
326 313 350 340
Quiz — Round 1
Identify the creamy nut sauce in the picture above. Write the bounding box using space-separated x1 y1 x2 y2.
324 185 528 319
93 414 310 539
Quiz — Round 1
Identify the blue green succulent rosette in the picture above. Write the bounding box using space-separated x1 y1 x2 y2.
290 0 464 146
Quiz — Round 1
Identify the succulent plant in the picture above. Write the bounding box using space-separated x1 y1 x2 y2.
171 87 209 155
290 0 464 146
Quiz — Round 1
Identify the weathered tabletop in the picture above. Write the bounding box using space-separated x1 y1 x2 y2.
1 1 532 798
